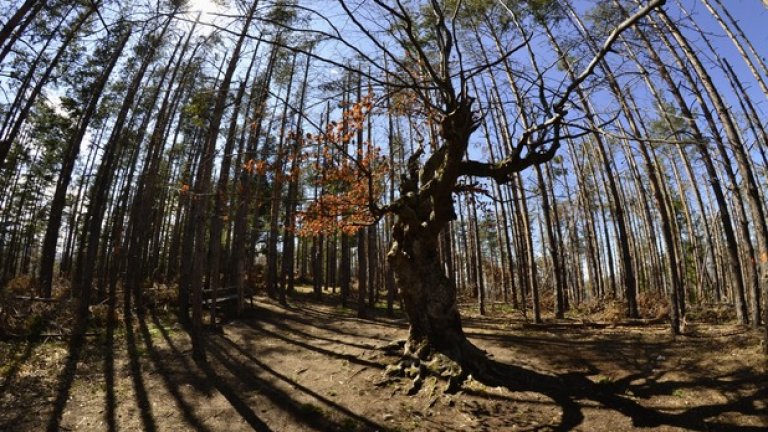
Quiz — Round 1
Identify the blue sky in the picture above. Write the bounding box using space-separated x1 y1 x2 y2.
702 1 768 41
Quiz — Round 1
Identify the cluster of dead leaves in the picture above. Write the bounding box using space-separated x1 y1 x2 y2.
297 94 389 236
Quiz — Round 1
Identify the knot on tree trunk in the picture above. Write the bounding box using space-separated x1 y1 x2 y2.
439 97 479 143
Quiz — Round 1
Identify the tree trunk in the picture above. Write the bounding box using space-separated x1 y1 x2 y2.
699 0 768 99
469 193 486 315
188 4 256 361
0 0 44 66
75 17 178 302
280 51 310 298
545 24 638 317
536 164 564 319
38 29 130 298
232 41 278 315
672 6 768 329
389 219 484 365
266 53 297 305
564 4 681 329
653 8 760 324
357 226 368 318
0 3 81 167
619 1 749 324
209 42 257 323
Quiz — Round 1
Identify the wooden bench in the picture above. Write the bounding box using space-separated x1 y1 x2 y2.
194 286 253 317
201 286 239 306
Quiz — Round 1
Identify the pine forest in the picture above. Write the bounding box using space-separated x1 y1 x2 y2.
0 0 767 430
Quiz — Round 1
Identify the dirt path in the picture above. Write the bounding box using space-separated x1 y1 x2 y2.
1 294 766 431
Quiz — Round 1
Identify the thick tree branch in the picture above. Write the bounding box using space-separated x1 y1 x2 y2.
551 0 666 114
463 0 667 183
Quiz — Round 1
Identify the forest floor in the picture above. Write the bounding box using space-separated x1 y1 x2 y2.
0 287 766 432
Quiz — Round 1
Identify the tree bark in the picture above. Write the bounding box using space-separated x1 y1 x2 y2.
619 0 749 324
0 0 44 66
38 29 130 298
188 4 256 361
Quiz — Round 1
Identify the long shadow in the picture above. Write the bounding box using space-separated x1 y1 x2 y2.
467 329 667 348
242 319 384 370
464 323 767 430
255 312 379 351
149 309 276 431
196 352 275 431
89 294 760 432
470 358 767 432
2 296 72 399
138 311 213 432
462 316 521 331
293 302 409 330
0 339 35 396
0 338 47 430
102 292 117 432
608 367 766 401
149 309 214 395
124 310 157 432
468 329 673 374
246 303 401 343
207 335 388 432
45 310 89 432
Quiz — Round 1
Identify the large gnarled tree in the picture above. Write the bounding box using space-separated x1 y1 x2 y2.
300 0 666 387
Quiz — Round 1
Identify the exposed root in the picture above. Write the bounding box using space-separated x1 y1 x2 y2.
406 374 423 395
376 339 406 356
445 368 468 394
378 339 488 396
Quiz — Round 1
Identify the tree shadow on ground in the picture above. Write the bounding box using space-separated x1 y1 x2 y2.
124 310 157 432
140 307 386 431
475 358 765 431
245 300 403 344
464 333 767 432
0 338 46 431
1 297 74 430
44 310 90 432
256 295 766 430
206 335 389 432
0 338 35 397
467 329 673 374
22 293 765 432
138 310 214 432
196 352 274 432
102 294 118 432
252 307 380 351
242 320 384 370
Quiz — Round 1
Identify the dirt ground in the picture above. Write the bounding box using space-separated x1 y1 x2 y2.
1 291 766 432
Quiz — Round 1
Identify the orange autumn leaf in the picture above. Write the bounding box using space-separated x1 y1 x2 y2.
296 94 388 237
